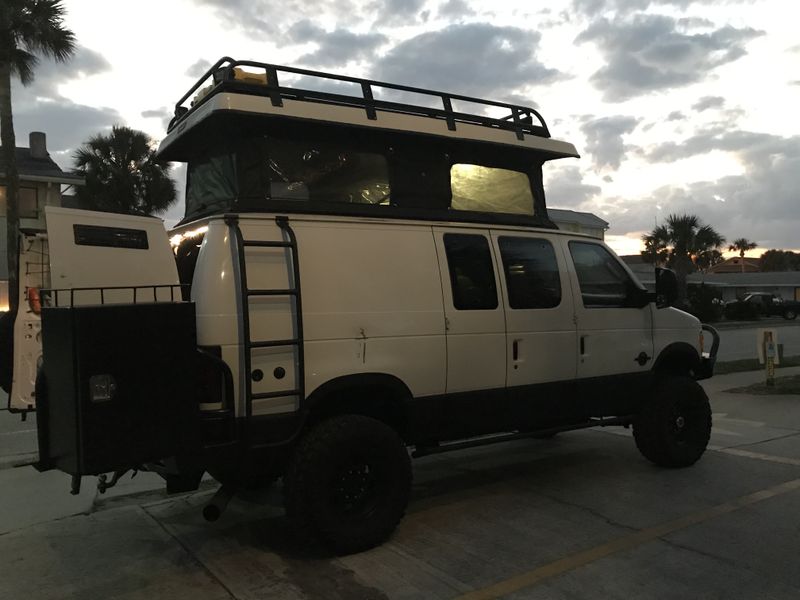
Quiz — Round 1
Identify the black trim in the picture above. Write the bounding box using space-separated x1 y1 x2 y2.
653 342 701 375
73 224 149 250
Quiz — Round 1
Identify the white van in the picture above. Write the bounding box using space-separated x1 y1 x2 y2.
3 58 719 554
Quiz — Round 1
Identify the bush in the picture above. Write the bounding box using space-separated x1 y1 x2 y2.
687 285 724 322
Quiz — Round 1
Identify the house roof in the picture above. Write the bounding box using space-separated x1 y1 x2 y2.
0 147 84 184
549 208 609 230
694 272 800 286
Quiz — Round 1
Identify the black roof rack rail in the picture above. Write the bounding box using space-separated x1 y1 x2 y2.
169 57 551 141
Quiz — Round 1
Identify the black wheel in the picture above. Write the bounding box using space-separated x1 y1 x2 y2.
284 414 411 554
784 309 797 320
633 376 711 468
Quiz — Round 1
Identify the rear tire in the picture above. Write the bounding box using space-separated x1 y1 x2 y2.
784 309 797 320
284 414 411 554
633 376 711 468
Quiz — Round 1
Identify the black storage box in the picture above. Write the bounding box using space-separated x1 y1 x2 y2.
38 302 201 475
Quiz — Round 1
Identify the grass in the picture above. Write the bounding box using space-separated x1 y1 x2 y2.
714 355 800 375
726 374 800 395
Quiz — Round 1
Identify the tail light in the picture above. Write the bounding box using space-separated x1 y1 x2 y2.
27 287 42 315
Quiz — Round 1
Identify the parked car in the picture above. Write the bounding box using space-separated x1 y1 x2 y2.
725 292 799 320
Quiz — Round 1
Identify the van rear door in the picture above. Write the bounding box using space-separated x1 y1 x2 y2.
7 207 180 411
45 206 179 306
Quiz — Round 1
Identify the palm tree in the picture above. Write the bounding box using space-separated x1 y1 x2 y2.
72 126 177 216
728 237 757 273
641 214 725 306
1 0 74 314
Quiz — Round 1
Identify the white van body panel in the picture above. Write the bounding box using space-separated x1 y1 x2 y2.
652 307 702 359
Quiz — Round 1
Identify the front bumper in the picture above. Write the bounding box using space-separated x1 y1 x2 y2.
695 324 720 380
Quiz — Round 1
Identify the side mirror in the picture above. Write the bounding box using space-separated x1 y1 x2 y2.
655 267 678 308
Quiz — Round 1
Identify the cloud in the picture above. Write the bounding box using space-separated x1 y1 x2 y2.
598 129 800 248
192 0 362 35
371 0 426 24
545 165 602 209
185 59 212 78
437 0 475 18
287 21 388 67
580 115 640 169
572 0 743 14
373 23 566 98
10 46 121 170
691 96 724 112
576 14 762 101
667 111 685 121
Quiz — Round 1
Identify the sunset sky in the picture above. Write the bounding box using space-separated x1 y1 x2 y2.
10 0 799 256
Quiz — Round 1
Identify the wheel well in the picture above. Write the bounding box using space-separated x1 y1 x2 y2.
305 374 412 441
654 343 701 377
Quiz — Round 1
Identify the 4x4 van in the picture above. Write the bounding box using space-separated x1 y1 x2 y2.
4 58 719 554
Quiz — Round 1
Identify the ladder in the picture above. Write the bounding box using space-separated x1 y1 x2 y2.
226 215 305 422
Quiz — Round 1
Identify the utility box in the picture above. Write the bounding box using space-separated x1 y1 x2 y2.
38 302 201 475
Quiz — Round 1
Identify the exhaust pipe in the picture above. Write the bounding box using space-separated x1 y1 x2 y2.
203 485 235 522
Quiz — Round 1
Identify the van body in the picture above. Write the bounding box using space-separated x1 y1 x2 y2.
3 58 718 553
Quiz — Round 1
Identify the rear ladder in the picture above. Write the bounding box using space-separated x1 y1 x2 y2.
226 215 305 426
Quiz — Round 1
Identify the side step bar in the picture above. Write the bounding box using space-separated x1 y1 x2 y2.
412 416 632 458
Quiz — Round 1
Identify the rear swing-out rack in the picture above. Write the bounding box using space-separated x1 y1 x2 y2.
169 57 551 142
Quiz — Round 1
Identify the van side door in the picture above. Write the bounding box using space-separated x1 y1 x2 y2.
492 233 578 425
433 228 506 436
564 239 654 416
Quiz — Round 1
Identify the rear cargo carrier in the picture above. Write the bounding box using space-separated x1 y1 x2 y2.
37 298 202 476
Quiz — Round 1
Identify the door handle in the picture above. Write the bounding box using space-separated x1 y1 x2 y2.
512 339 519 361
580 335 586 355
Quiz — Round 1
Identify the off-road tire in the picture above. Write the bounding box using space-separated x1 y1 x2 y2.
284 414 411 554
784 309 797 320
633 376 711 468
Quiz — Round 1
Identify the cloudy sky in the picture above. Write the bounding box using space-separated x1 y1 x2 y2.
11 0 798 256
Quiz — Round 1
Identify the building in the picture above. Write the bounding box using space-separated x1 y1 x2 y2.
549 208 608 240
707 256 760 273
0 132 84 309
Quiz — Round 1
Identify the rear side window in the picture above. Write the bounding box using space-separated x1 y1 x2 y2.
498 237 561 309
569 241 633 308
450 164 534 215
443 234 498 310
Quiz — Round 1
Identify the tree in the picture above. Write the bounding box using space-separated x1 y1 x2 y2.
760 249 800 272
728 237 757 273
641 214 725 306
1 0 74 314
72 126 177 216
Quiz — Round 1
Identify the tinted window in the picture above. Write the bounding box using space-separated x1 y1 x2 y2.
450 164 534 215
443 234 498 310
569 242 633 308
499 237 561 309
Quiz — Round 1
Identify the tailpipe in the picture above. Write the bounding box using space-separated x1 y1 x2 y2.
203 485 236 522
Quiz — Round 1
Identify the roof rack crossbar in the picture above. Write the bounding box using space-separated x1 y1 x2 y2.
170 57 551 140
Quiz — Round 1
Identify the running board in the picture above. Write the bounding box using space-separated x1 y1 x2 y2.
411 416 632 458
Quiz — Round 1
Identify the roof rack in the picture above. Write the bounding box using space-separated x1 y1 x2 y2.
169 57 551 141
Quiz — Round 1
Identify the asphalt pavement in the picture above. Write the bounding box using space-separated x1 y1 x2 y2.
2 366 800 599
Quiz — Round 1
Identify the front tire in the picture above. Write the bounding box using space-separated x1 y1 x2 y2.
633 376 711 468
784 309 797 320
284 415 411 554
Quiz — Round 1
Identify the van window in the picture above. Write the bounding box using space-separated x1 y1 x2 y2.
569 241 633 308
443 233 498 310
450 164 533 215
498 237 561 309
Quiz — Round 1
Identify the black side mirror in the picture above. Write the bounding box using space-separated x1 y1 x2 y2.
655 267 678 308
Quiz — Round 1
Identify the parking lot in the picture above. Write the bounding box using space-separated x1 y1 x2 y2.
1 366 800 600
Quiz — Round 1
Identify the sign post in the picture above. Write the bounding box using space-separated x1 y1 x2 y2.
757 329 779 387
